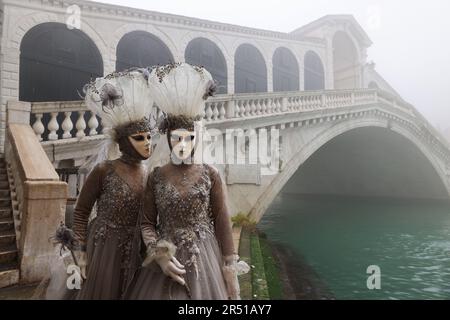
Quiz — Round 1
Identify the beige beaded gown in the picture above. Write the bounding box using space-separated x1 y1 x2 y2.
125 162 236 300
70 158 146 300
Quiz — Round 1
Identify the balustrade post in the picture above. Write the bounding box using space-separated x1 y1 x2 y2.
76 111 86 137
219 102 226 120
281 97 288 112
32 114 45 141
62 112 73 139
205 103 213 121
88 112 99 136
48 112 59 141
321 94 326 108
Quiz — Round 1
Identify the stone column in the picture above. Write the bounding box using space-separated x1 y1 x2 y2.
267 59 273 93
325 36 335 90
1 45 21 154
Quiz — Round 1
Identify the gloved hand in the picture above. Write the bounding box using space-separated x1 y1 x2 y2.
155 255 186 286
73 250 87 280
222 254 244 300
223 264 240 300
142 240 186 286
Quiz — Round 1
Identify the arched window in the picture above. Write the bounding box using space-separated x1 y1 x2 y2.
185 38 227 94
332 31 360 89
116 31 173 71
20 22 103 102
368 81 379 89
234 44 267 93
304 51 325 90
273 47 299 92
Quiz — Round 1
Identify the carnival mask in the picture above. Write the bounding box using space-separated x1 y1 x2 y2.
170 129 196 162
128 131 154 159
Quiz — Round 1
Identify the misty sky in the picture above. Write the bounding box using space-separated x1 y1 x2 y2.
93 0 450 132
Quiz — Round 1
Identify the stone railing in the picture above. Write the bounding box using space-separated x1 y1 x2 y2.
24 88 450 164
4 101 68 284
30 101 100 141
202 89 417 122
29 89 408 139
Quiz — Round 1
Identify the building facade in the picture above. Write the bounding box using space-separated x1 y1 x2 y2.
0 0 400 154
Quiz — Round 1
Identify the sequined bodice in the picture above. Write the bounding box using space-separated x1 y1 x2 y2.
152 164 215 250
96 166 142 227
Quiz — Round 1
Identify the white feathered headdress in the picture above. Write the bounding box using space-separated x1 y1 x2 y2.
81 68 157 174
147 62 216 129
84 68 155 140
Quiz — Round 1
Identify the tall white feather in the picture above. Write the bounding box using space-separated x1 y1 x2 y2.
147 63 214 117
84 70 154 130
82 69 154 172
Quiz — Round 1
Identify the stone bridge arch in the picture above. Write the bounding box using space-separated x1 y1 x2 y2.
249 116 450 222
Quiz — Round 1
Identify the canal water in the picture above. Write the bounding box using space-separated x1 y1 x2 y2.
258 193 450 299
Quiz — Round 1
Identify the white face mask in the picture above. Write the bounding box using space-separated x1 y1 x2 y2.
170 129 196 162
128 131 153 159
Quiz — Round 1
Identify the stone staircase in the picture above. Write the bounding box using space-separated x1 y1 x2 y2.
0 158 19 288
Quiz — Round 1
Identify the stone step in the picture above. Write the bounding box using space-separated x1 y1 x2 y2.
0 190 10 198
0 232 15 247
0 247 18 265
0 267 19 289
0 262 18 273
0 219 14 232
0 198 11 208
0 209 12 219
0 175 8 182
0 181 9 189
0 168 6 175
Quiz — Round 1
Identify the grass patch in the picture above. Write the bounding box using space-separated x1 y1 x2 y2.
259 234 283 299
232 212 256 228
237 227 252 300
237 226 284 299
250 231 269 300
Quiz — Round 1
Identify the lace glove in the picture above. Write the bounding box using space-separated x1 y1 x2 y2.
73 250 87 280
222 254 250 300
142 240 186 286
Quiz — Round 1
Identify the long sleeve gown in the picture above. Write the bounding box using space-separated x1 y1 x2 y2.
71 159 146 299
125 162 236 299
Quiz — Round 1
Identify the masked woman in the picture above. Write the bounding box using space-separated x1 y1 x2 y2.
125 63 248 300
67 69 157 299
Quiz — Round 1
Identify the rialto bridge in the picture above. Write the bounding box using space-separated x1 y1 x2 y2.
0 0 449 287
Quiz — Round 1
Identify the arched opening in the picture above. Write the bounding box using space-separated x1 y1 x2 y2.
258 126 450 299
368 81 379 89
185 37 227 94
116 31 173 71
304 51 325 90
234 44 267 93
272 47 299 92
20 22 103 102
284 127 449 200
332 31 360 89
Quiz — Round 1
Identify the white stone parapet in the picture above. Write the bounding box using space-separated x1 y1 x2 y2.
20 88 450 168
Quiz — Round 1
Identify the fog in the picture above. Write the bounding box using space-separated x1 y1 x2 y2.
93 0 450 136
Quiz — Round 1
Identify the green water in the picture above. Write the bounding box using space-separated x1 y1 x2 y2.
258 194 450 299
